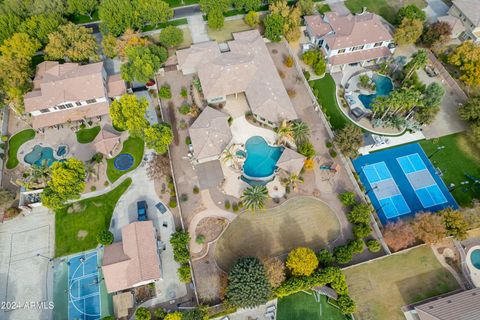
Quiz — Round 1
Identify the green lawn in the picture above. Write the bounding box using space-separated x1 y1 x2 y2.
344 246 460 320
165 0 199 7
69 10 100 24
6 129 35 169
420 133 480 207
76 126 101 144
277 291 349 320
54 178 132 257
141 18 188 32
106 136 144 183
310 75 349 130
318 3 332 14
345 0 427 24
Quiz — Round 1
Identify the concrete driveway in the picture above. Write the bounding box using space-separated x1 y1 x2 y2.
109 152 188 304
0 207 55 320
424 0 449 22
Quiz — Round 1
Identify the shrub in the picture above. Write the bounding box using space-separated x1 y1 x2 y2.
104 181 109 187
353 223 371 239
169 198 177 208
303 70 310 80
193 185 199 194
244 11 260 27
164 312 182 320
170 230 190 264
337 295 356 314
329 149 337 158
232 202 239 212
1 135 8 142
326 141 333 148
283 55 294 68
154 308 167 319
383 220 415 252
159 85 172 99
286 247 319 276
180 193 188 202
334 245 353 264
185 136 192 145
317 249 335 267
441 208 468 240
298 141 316 159
348 239 364 254
278 70 285 78
4 207 21 219
224 200 231 209
97 230 114 246
262 257 286 288
366 239 381 253
178 104 190 115
347 203 372 225
338 191 357 207
90 186 97 192
135 307 151 320
177 264 192 283
196 234 205 244
180 86 188 98
412 212 446 244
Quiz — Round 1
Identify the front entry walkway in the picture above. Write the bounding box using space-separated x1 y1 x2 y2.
187 15 210 44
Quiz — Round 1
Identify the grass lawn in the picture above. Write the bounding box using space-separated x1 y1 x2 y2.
345 0 427 24
141 18 188 32
75 126 101 144
318 3 332 14
69 10 100 24
165 0 198 7
6 129 35 169
344 246 460 320
54 178 132 257
310 75 349 130
215 196 341 271
420 133 480 207
207 20 254 43
106 136 144 183
277 291 349 320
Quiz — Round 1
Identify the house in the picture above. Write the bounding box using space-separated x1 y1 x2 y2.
189 106 232 164
445 0 480 42
24 61 126 129
402 288 480 320
176 30 297 127
101 221 161 293
304 11 395 72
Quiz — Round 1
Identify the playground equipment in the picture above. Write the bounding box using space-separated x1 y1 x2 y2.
319 163 341 172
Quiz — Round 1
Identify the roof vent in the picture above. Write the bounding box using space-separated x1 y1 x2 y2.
428 306 434 309
472 292 477 296
447 300 452 304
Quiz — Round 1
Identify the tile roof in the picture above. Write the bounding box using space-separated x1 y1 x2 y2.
415 288 480 320
276 147 306 175
305 12 392 50
304 15 332 38
102 221 161 293
189 107 232 161
31 101 110 129
327 46 391 65
453 0 480 26
93 125 121 155
107 74 127 97
176 30 297 124
25 61 107 112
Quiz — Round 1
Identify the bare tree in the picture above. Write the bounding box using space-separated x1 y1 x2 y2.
383 220 415 252
146 154 171 180
412 212 446 244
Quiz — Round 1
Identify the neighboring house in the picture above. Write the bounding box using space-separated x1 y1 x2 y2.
437 15 466 39
24 61 126 129
304 11 395 72
176 30 297 127
189 106 232 164
102 221 161 293
446 0 480 42
402 288 480 320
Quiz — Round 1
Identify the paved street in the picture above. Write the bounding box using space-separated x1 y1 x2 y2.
423 0 449 22
0 208 54 320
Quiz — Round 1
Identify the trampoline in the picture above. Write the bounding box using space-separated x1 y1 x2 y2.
68 251 101 320
114 153 134 171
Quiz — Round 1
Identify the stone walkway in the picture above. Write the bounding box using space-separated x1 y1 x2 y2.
187 14 210 44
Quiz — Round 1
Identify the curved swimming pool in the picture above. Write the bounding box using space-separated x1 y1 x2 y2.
471 249 480 269
358 74 393 109
243 136 283 180
466 245 480 288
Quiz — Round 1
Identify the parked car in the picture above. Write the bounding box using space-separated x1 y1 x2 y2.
137 200 148 221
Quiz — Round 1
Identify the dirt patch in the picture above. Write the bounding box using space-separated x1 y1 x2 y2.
77 230 88 239
68 202 86 214
195 217 226 243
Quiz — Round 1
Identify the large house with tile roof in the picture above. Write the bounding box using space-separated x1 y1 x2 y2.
304 11 395 71
176 30 297 127
445 0 480 42
24 61 126 129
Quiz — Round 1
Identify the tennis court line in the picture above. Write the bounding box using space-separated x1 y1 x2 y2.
397 154 448 208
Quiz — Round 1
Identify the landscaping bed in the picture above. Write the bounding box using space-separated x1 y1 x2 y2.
6 129 35 169
55 178 132 257
277 291 349 320
106 136 144 183
420 133 480 207
76 126 101 144
343 245 460 320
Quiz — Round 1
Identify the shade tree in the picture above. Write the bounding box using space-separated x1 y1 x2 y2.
109 94 150 137
158 26 183 48
67 0 98 20
394 18 423 45
383 220 415 251
120 44 168 83
333 124 363 158
144 123 173 154
286 247 318 276
411 212 446 244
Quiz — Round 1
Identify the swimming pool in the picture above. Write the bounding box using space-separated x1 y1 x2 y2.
24 145 57 167
471 249 480 269
358 74 393 109
467 246 480 288
243 136 283 180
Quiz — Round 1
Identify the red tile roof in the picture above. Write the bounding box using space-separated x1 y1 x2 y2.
327 46 391 66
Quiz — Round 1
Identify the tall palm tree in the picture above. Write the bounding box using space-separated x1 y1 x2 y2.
241 185 269 211
292 121 310 144
403 50 428 82
276 120 294 146
221 145 240 170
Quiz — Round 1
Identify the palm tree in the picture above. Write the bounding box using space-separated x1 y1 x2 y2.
292 121 310 144
403 50 428 82
221 145 240 170
241 185 269 211
276 120 294 146
282 173 304 191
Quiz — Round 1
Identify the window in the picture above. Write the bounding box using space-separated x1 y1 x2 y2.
75 101 82 106
85 99 97 104
65 103 74 108
352 45 365 51
40 108 50 113
338 49 346 54
374 41 383 48
57 104 66 110
325 43 330 51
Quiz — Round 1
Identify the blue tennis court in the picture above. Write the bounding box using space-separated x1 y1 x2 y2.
353 143 458 224
68 251 101 320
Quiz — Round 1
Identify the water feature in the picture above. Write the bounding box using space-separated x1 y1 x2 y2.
243 136 283 180
358 74 393 109
56 145 67 157
24 145 57 167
